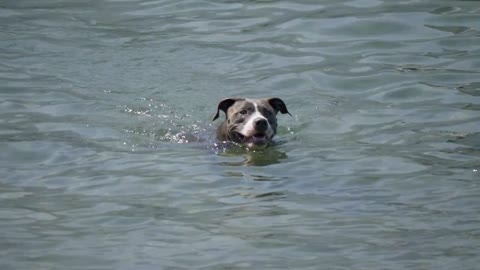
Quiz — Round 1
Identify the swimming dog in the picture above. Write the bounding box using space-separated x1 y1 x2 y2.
213 98 291 150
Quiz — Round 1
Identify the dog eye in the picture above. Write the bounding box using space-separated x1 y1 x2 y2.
240 110 248 115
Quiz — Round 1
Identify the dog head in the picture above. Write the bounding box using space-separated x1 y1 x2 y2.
213 98 291 150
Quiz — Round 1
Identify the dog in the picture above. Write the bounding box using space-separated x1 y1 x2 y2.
212 97 291 150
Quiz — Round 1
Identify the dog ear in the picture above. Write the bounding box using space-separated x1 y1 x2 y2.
268 98 292 116
212 98 243 121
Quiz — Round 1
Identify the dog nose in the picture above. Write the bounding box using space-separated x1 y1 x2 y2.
254 118 268 131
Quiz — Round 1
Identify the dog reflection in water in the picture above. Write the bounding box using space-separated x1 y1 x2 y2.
214 144 288 166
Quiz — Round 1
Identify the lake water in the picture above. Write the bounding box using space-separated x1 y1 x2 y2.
1 0 479 269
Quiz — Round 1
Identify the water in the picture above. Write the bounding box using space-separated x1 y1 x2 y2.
1 0 479 269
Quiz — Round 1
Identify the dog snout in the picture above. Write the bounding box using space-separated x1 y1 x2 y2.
254 118 268 131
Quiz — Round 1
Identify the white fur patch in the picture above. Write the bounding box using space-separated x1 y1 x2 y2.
240 100 273 137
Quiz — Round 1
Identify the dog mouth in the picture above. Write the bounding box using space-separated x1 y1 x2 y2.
236 132 269 146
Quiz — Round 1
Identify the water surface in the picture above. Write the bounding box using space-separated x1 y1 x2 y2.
1 0 479 269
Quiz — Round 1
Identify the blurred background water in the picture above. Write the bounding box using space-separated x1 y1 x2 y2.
1 0 479 269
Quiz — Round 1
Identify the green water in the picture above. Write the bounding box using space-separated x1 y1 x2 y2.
1 0 479 269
